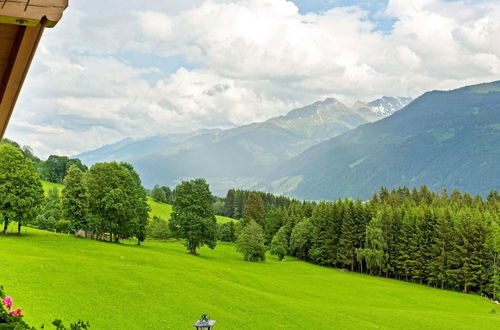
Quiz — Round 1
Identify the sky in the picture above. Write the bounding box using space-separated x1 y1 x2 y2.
5 0 500 157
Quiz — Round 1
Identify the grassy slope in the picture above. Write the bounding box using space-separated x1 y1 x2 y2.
0 227 498 329
42 181 235 224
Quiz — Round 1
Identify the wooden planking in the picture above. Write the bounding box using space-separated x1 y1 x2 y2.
0 24 18 80
0 23 44 138
0 0 68 27
1 0 68 8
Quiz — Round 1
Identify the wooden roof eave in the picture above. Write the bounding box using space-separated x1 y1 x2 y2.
0 0 68 138
0 0 68 27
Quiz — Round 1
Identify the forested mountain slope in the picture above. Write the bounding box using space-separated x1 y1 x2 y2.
267 81 500 200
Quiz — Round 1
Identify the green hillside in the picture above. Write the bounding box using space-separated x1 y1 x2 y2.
0 227 498 329
41 181 235 223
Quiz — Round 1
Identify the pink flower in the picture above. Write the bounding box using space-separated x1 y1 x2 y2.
9 308 23 317
2 296 13 311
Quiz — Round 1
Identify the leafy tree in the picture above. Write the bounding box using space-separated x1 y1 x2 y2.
356 215 388 275
85 162 150 244
213 200 225 216
151 184 168 203
236 220 267 261
0 144 44 234
55 220 71 233
147 216 171 240
38 155 87 184
290 219 313 260
270 227 288 261
243 192 266 227
43 187 63 221
217 222 236 242
264 209 285 243
169 179 217 254
0 138 40 163
62 166 89 234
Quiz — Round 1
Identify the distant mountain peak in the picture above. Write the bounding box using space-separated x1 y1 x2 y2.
366 96 413 117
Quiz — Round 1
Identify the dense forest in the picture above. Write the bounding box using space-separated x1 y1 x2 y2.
235 186 500 300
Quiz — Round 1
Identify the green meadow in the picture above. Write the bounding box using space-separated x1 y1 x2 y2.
41 181 235 223
0 226 498 329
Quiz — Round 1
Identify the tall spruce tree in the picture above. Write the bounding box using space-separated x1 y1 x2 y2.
243 192 266 227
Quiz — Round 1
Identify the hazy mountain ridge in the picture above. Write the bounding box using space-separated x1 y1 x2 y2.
76 95 412 195
265 81 500 200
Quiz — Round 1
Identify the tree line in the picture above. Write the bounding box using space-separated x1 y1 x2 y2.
235 186 500 300
223 189 298 219
0 142 150 244
1 138 88 184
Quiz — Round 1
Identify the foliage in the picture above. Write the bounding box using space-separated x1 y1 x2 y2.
217 222 236 242
146 216 171 240
223 189 297 219
85 162 150 244
236 220 267 261
169 179 217 254
278 186 500 299
38 155 87 184
62 166 89 233
0 144 44 234
270 227 288 261
289 219 313 261
243 192 266 227
55 220 72 233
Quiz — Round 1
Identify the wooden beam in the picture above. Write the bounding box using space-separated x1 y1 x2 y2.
0 22 44 138
0 0 68 27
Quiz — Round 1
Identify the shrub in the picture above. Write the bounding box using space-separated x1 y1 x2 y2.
270 227 288 261
56 220 72 233
217 222 236 242
236 220 266 261
146 217 171 240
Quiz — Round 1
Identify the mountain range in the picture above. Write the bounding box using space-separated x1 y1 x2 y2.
266 81 500 200
77 96 411 195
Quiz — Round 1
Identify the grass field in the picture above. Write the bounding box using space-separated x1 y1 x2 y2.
41 181 236 224
0 227 498 329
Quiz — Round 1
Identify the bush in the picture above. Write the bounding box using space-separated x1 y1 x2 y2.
146 217 171 240
270 227 288 261
236 220 266 262
55 220 72 233
217 222 236 242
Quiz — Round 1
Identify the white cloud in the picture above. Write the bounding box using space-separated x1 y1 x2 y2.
6 0 500 157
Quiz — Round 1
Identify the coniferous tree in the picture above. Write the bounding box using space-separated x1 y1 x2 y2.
243 192 266 227
224 189 235 218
